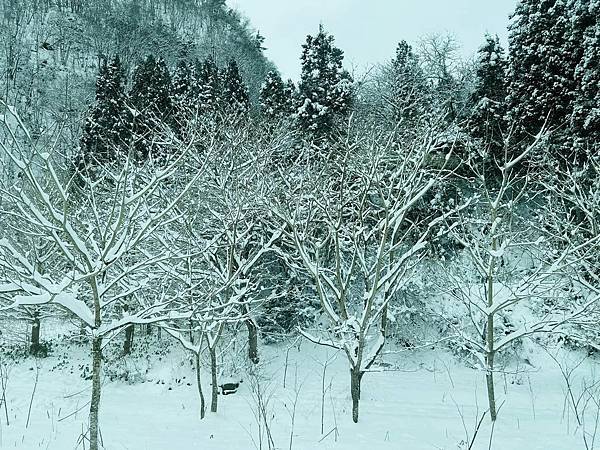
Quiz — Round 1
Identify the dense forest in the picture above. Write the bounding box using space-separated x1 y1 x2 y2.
0 1 599 449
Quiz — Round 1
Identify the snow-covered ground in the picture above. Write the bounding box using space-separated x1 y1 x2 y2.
0 329 596 450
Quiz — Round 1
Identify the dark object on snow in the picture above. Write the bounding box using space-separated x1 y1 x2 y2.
40 42 54 51
219 382 240 395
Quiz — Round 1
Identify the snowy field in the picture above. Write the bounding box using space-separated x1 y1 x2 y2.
0 329 595 450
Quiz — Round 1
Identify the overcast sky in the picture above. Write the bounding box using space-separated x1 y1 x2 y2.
228 1 517 81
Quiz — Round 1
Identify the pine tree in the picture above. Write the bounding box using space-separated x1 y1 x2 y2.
260 71 293 120
222 59 250 117
79 55 131 168
171 59 195 130
507 0 600 163
130 55 174 160
296 25 352 137
195 56 222 116
284 79 297 106
130 55 173 119
389 40 428 126
507 0 579 145
571 0 600 149
468 34 508 154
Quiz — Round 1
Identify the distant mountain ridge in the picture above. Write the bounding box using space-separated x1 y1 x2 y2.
0 0 274 134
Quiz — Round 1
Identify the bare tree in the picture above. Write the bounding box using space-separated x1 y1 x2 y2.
437 132 600 422
0 102 208 450
160 122 283 415
276 122 465 422
540 153 600 347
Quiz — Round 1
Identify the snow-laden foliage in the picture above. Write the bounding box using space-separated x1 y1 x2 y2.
571 0 600 148
130 55 174 160
222 59 250 117
259 71 295 121
1 1 600 446
79 56 132 167
0 102 210 448
195 56 223 116
296 25 353 139
388 40 430 127
507 0 599 160
467 34 507 160
274 120 471 422
171 59 197 132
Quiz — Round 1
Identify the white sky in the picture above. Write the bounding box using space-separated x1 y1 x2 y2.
228 0 517 81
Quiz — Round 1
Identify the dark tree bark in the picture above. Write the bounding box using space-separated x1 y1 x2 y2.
350 367 363 424
30 310 41 354
123 325 134 355
195 352 206 419
245 318 259 364
89 336 103 450
209 345 218 413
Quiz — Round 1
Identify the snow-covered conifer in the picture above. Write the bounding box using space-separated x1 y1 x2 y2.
195 56 222 116
296 25 352 138
260 70 292 120
389 40 428 126
222 58 250 117
130 55 173 118
171 59 196 131
130 55 174 160
507 0 585 160
468 34 507 160
571 0 600 149
79 55 131 167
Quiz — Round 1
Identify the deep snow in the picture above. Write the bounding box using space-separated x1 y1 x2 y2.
0 328 596 450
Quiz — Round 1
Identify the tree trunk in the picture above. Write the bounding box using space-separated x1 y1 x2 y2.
30 312 40 354
89 336 103 450
380 303 388 338
195 352 206 419
123 325 134 356
486 233 497 422
485 284 497 421
485 366 497 421
189 319 195 345
245 318 259 364
209 345 218 413
350 367 363 423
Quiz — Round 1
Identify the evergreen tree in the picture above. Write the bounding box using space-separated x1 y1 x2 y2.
507 0 579 145
571 0 600 148
171 59 195 129
130 55 174 160
259 70 293 120
195 56 222 116
254 31 266 51
284 79 297 106
437 64 460 125
296 25 353 137
222 58 250 116
468 34 508 154
79 55 131 167
389 40 428 126
130 55 173 119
